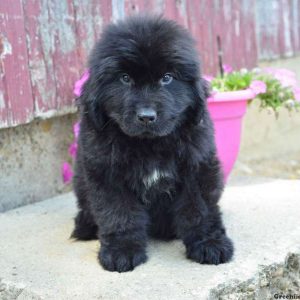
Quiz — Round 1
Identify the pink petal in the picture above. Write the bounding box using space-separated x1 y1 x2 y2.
223 64 233 74
249 80 267 95
73 121 80 140
74 70 90 97
203 75 214 82
293 87 300 102
263 68 297 87
62 162 73 184
68 142 78 159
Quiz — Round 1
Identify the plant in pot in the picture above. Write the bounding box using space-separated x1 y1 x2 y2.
62 68 300 184
205 66 300 180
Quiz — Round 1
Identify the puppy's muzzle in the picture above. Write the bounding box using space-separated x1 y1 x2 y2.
136 108 157 125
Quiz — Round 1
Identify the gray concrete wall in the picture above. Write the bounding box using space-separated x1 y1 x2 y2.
0 114 77 212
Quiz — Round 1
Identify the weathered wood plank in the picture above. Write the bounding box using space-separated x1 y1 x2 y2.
185 0 205 69
0 38 8 126
0 0 34 128
255 0 280 60
255 0 300 60
23 0 82 117
73 1 102 69
241 0 257 68
290 0 300 53
46 0 80 113
22 0 57 116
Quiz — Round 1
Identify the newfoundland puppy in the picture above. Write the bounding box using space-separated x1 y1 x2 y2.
72 15 233 272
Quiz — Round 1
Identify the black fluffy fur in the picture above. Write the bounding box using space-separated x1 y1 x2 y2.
72 15 234 272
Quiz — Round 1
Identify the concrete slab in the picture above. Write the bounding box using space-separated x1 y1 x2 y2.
0 114 76 212
0 180 300 299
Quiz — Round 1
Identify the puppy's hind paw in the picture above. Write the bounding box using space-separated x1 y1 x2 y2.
99 246 147 272
186 235 234 265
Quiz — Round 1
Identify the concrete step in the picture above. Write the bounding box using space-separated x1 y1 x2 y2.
0 179 300 300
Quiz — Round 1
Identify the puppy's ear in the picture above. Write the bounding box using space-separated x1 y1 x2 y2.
77 76 107 131
191 78 210 125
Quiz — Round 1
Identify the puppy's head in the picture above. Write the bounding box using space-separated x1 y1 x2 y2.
81 15 208 138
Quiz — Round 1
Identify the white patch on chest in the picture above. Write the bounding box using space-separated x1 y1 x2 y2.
143 169 170 189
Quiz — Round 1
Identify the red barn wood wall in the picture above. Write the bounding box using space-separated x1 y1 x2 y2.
0 0 298 128
256 0 300 60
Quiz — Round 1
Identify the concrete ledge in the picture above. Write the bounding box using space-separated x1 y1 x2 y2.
0 180 299 299
0 114 77 212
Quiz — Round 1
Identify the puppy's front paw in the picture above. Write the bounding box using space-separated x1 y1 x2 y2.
99 246 147 272
186 235 233 265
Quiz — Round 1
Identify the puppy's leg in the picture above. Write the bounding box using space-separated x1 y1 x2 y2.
177 203 233 265
89 188 149 272
148 193 176 240
72 172 98 240
71 209 98 240
175 157 234 265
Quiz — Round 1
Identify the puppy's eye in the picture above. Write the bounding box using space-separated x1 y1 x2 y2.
120 73 131 85
160 73 173 85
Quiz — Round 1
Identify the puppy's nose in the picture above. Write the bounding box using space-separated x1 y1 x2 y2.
137 108 157 124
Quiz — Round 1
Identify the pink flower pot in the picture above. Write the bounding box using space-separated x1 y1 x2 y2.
207 89 255 181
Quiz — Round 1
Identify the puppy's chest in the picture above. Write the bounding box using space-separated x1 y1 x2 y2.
144 166 177 202
142 168 171 188
130 164 177 203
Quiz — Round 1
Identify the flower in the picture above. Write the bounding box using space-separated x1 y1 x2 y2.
284 99 295 108
223 64 233 74
68 142 78 159
203 75 214 82
263 68 297 87
240 68 248 74
73 70 90 97
252 67 261 74
249 80 267 95
73 121 80 140
62 121 80 184
209 65 299 113
293 87 300 102
62 162 73 184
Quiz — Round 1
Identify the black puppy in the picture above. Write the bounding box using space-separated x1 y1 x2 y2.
72 15 233 272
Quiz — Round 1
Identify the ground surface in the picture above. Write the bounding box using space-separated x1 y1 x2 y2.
0 179 300 299
233 151 300 179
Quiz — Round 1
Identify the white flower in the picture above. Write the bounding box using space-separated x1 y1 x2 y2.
252 67 262 74
284 99 295 108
